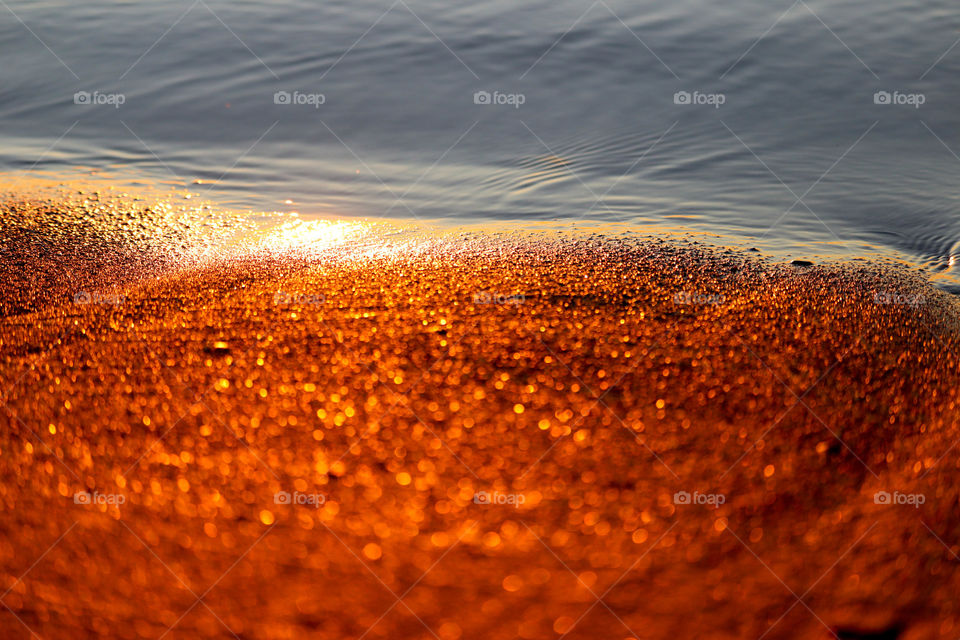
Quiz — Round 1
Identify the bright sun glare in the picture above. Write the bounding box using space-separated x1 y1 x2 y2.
261 218 361 252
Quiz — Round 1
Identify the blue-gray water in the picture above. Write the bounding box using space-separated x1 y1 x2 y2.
2 0 959 281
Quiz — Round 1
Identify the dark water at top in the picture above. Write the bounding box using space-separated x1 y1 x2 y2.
2 0 959 278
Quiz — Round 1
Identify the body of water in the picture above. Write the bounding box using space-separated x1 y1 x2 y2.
2 0 959 284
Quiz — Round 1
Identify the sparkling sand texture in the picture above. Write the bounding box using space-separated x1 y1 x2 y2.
2 193 960 639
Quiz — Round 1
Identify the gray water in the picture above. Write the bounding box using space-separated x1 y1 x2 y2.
2 0 959 280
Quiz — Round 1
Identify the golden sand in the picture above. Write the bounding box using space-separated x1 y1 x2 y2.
1 193 960 639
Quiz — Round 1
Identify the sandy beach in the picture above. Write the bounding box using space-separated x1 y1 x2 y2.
2 194 960 639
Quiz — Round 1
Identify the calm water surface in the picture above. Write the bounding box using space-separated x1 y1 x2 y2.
2 0 959 284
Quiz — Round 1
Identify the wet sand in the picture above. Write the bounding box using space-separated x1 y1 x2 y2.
2 195 960 639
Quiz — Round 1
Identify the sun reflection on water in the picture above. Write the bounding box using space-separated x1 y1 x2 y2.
255 218 366 253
